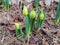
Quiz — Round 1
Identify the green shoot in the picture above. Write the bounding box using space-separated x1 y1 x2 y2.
23 5 30 45
36 10 46 30
24 9 36 45
29 9 36 32
24 15 30 45
15 23 24 38
54 1 60 24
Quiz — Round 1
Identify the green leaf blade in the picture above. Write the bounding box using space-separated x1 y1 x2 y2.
55 1 60 24
3 0 10 10
34 0 39 9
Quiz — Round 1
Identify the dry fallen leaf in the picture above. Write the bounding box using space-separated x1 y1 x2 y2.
25 0 34 3
54 0 59 2
9 0 21 5
45 0 51 6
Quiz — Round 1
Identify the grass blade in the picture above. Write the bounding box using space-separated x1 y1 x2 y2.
34 0 39 9
3 0 10 10
54 1 60 24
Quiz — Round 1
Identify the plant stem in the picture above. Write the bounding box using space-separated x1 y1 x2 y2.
27 36 30 45
26 26 31 45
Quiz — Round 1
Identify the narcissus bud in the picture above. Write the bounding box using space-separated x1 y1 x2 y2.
39 11 44 20
15 23 20 30
23 5 28 18
30 10 36 19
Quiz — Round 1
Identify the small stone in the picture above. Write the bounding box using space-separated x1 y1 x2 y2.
57 37 60 43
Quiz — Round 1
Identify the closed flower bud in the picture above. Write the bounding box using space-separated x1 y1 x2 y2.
30 10 36 19
23 5 28 18
39 11 44 20
15 23 20 30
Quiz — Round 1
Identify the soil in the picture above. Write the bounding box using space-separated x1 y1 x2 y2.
0 0 60 45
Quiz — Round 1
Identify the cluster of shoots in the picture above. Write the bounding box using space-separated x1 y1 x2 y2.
1 0 60 45
15 5 46 45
